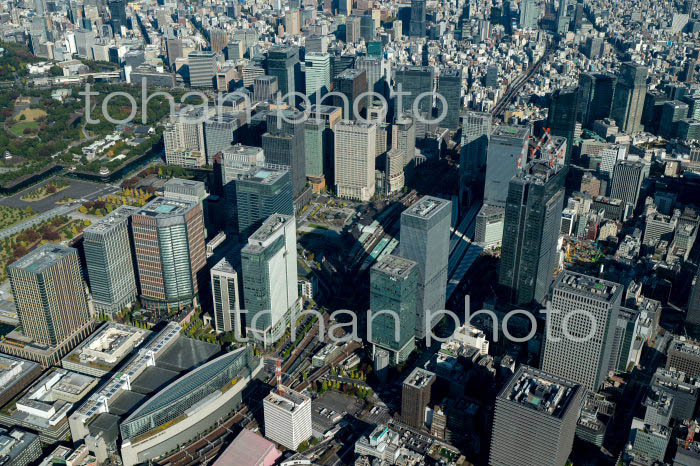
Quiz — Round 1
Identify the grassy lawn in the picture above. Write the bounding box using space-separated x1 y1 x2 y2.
9 121 39 137
15 108 47 122
0 205 34 229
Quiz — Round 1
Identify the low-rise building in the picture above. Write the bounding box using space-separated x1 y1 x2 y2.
62 323 150 377
0 426 42 466
0 368 97 446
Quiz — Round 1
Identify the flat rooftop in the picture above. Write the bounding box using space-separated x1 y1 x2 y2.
502 366 578 418
63 323 150 371
84 207 134 235
492 124 530 140
244 214 294 251
372 254 416 280
555 271 621 302
239 166 288 185
135 197 195 218
0 355 40 396
336 68 365 80
404 196 449 219
265 386 310 412
8 243 75 273
670 338 700 357
403 368 435 389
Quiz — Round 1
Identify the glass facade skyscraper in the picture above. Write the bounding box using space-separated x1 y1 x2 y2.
235 165 294 239
394 65 434 116
498 158 566 306
369 255 418 364
241 214 298 346
266 45 298 96
399 196 451 339
262 110 306 198
83 206 138 317
611 62 648 133
131 197 206 310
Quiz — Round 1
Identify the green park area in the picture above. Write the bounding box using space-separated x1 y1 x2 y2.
0 215 90 282
0 205 34 230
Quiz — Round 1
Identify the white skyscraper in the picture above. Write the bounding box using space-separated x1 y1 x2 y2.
163 109 207 167
263 386 312 450
305 52 331 99
241 214 299 346
334 121 376 201
541 271 623 391
210 257 241 335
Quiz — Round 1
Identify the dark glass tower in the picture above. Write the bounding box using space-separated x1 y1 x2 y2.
266 45 298 96
235 166 294 239
498 159 566 306
611 62 648 133
262 110 306 198
409 0 426 37
577 72 616 128
546 87 577 165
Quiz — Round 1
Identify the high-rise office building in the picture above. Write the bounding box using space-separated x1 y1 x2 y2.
666 339 700 378
304 52 331 100
241 214 298 345
489 366 583 466
165 38 183 68
263 386 312 450
394 65 434 116
484 125 530 207
393 114 417 167
547 87 577 164
262 110 306 198
687 268 700 325
598 142 628 179
188 51 216 88
208 27 228 53
254 76 278 102
345 15 362 43
333 68 368 119
220 144 266 228
519 0 539 28
309 105 343 186
360 15 377 41
283 9 301 36
131 197 206 310
577 73 616 128
542 272 623 391
235 165 294 239
108 0 127 33
369 255 419 364
9 244 90 347
83 207 138 317
609 160 648 210
499 157 566 306
399 196 451 339
437 68 462 130
459 112 491 207
203 114 242 164
659 100 689 139
334 120 376 201
611 62 648 134
409 0 426 37
267 46 298 96
556 0 570 34
401 368 435 428
211 257 241 335
163 113 206 167
355 56 390 97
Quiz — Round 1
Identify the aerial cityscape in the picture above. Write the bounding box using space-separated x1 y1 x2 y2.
0 0 700 464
